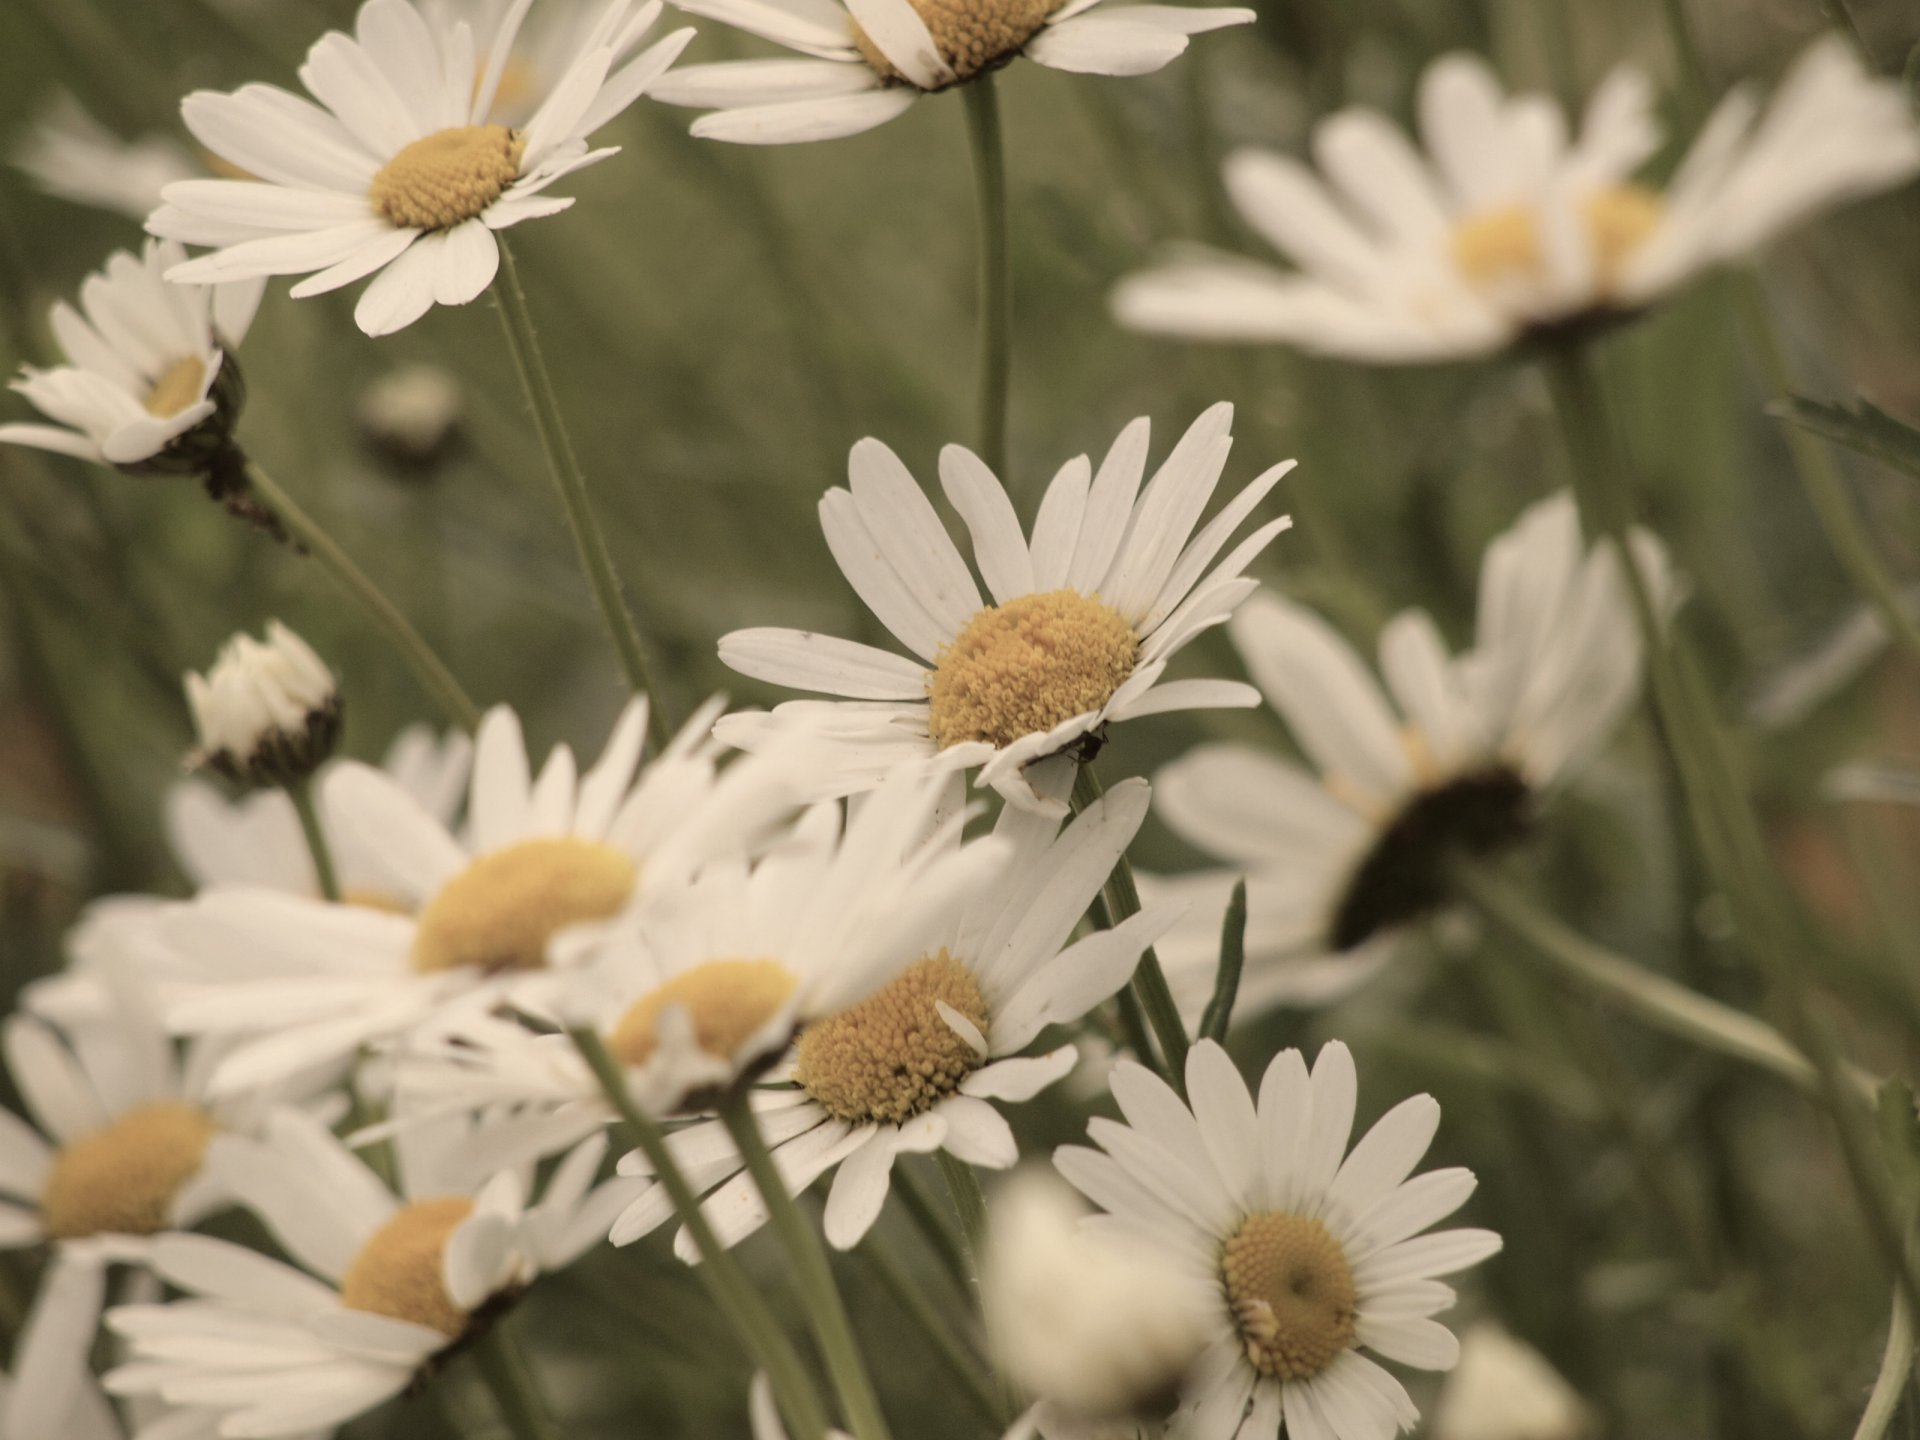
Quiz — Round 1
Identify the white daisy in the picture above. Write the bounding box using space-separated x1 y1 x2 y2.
609 773 1179 1255
1055 1040 1502 1440
1146 493 1668 1021
384 764 1014 1159
147 698 804 1098
717 404 1292 813
648 0 1252 147
0 239 261 470
426 0 621 125
103 1106 627 1437
1113 36 1920 362
149 0 695 336
184 620 341 789
11 94 200 223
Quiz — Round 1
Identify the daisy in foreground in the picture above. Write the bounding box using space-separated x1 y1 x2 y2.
0 239 260 471
1112 36 1920 361
718 404 1292 812
385 767 1013 1171
649 0 1252 144
1056 1041 1501 1440
104 1107 626 1436
610 775 1179 1254
149 0 694 335
151 698 803 1096
1146 493 1668 1020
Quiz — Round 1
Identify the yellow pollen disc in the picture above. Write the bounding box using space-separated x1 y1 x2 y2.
410 837 636 975
340 1196 475 1338
851 0 1057 84
606 958 801 1069
40 1101 217 1240
369 125 525 231
794 951 990 1125
143 356 208 419
1451 184 1665 295
1220 1212 1357 1381
926 589 1138 752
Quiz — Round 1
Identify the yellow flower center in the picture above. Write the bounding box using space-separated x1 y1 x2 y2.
1220 1212 1357 1381
410 838 636 975
40 1101 217 1240
143 356 207 418
1450 183 1665 295
369 125 524 231
851 0 1057 84
794 952 990 1124
339 1196 476 1337
925 590 1138 752
606 958 801 1069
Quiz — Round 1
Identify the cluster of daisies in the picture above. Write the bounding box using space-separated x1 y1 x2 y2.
2 0 1918 1436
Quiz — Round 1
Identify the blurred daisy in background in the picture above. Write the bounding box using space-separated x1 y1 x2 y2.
0 239 260 471
1147 493 1668 1022
649 0 1253 145
426 0 616 125
150 0 695 335
1113 37 1920 361
718 404 1291 813
1430 1324 1591 1440
612 775 1176 1254
1055 1040 1501 1440
105 1107 625 1437
11 95 199 222
149 699 802 1097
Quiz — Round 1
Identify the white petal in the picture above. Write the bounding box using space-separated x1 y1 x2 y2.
691 89 918 145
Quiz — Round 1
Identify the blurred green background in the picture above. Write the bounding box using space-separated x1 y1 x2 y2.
2 0 1920 1434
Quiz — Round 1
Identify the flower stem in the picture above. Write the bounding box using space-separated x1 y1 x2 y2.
286 777 339 903
1852 1282 1915 1440
962 75 1012 480
1071 761 1191 1090
566 1031 832 1440
894 1163 975 1299
241 459 480 731
934 1150 988 1293
859 1235 1006 1427
1543 343 1920 1324
470 1322 559 1440
721 1093 892 1440
492 237 669 750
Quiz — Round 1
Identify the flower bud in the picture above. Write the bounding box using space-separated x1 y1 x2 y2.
983 1170 1210 1433
358 363 464 474
1431 1324 1591 1440
184 622 341 789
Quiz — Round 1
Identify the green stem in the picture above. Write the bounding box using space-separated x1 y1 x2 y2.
287 778 340 903
469 1323 559 1440
962 76 1011 480
1070 762 1191 1089
894 1164 975 1300
1198 879 1247 1044
492 237 669 750
1452 858 1858 1098
240 459 480 732
721 1095 892 1440
566 1032 832 1440
1542 343 1920 1326
1852 1284 1915 1440
860 1236 1006 1427
934 1150 989 1294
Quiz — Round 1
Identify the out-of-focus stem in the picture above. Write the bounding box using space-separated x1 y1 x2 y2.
470 1323 560 1440
287 778 339 902
962 75 1012 480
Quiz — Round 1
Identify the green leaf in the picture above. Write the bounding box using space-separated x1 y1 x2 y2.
1199 880 1246 1044
1770 395 1920 481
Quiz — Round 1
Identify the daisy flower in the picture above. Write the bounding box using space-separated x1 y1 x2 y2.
184 620 341 790
384 765 1014 1160
717 404 1293 813
11 94 199 222
610 774 1179 1255
0 972 330 1440
426 0 619 125
0 239 261 471
1113 37 1920 362
104 1107 627 1437
647 0 1253 145
1146 493 1668 1021
1056 1040 1502 1440
149 698 804 1097
149 0 695 336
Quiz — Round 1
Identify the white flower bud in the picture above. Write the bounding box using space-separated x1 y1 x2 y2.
184 621 341 789
357 364 464 471
984 1170 1211 1432
1430 1324 1591 1440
